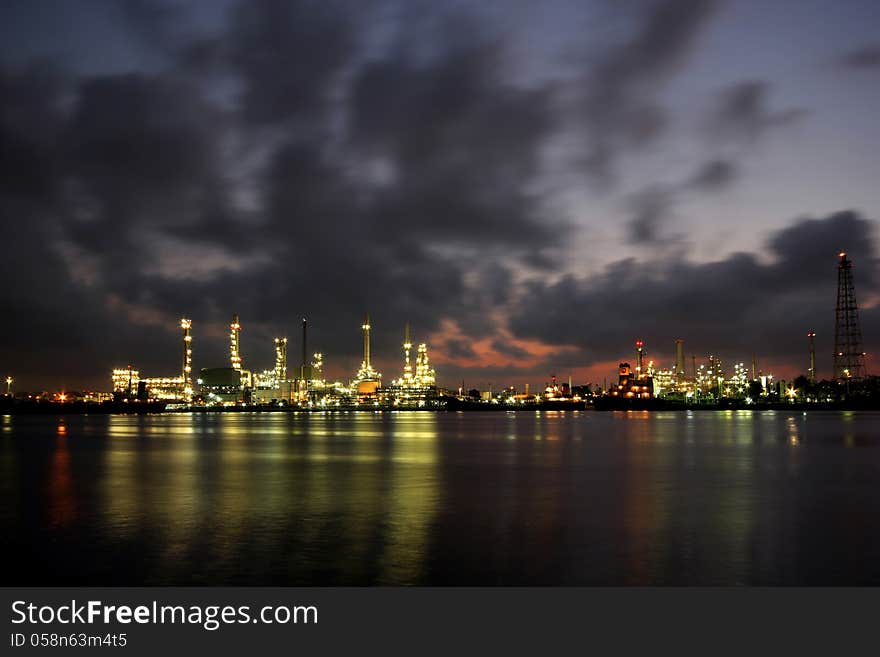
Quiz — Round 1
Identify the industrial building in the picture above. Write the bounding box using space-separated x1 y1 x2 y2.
198 367 245 405
352 314 382 399
111 317 192 402
609 340 655 399
111 367 140 399
388 322 439 406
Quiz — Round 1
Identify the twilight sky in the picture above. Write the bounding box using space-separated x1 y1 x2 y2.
1 0 879 391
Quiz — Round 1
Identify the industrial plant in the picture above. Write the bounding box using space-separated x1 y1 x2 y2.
109 311 442 410
597 250 873 409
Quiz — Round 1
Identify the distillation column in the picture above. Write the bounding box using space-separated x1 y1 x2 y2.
403 322 413 384
230 314 242 371
181 318 193 401
275 337 288 383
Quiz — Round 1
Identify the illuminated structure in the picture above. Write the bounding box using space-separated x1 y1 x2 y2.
353 313 382 396
402 323 413 385
112 367 140 397
694 355 725 397
251 337 294 403
414 343 435 386
807 331 816 384
544 374 572 399
635 340 645 378
113 317 195 402
198 367 242 405
5 376 12 396
834 251 865 381
139 375 186 400
289 351 335 406
610 362 653 399
728 362 748 396
230 313 242 371
181 318 193 402
390 324 437 403
275 337 288 383
653 368 676 395
608 339 656 398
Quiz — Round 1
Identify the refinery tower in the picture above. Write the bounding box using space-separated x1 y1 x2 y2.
353 313 382 395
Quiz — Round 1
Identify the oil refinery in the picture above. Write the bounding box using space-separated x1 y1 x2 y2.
109 312 443 409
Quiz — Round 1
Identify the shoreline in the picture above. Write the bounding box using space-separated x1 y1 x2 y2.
3 400 880 415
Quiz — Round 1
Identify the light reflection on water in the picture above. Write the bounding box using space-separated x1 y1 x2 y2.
2 410 880 585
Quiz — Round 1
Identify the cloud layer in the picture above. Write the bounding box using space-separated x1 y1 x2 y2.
0 0 877 389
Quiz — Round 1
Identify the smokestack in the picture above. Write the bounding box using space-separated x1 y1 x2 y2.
635 340 644 378
301 318 307 379
808 331 816 383
675 339 685 379
362 314 371 367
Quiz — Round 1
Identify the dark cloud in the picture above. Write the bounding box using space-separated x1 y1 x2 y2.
230 0 356 125
490 339 531 362
708 80 807 144
838 44 880 69
509 211 878 378
0 0 872 392
114 0 185 51
687 159 739 192
626 159 740 245
348 26 563 249
443 339 477 361
627 185 677 244
580 0 719 180
0 61 70 199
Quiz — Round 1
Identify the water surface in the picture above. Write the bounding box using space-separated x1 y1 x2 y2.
2 410 879 585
